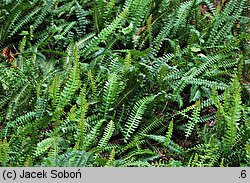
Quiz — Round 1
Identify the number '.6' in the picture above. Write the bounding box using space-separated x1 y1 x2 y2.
241 170 247 178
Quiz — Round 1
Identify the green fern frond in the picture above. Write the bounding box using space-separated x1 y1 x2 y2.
0 138 10 166
74 0 90 35
98 120 115 149
34 137 61 157
55 46 81 115
129 0 151 33
82 119 105 151
118 137 145 155
164 119 174 147
142 134 165 144
8 7 41 38
87 70 98 101
2 111 36 137
105 148 116 167
152 20 173 55
74 87 89 150
138 117 164 135
171 1 193 36
208 0 247 45
187 78 227 90
185 100 200 138
124 95 155 142
101 73 125 120
82 7 128 56
33 0 55 31
212 75 246 155
122 148 157 162
54 149 94 167
49 74 61 109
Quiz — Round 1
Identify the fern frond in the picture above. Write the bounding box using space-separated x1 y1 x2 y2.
185 100 200 138
124 95 155 142
54 149 94 167
33 0 55 31
49 74 61 109
8 7 41 38
98 120 115 148
101 73 125 120
34 137 59 157
142 134 165 144
75 87 89 150
105 148 116 167
0 138 10 166
82 7 128 56
82 119 105 151
138 117 164 135
55 46 81 115
2 111 36 137
74 0 90 35
164 119 174 147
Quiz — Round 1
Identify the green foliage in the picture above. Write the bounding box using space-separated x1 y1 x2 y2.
164 119 174 147
124 95 155 142
0 138 10 166
0 0 249 167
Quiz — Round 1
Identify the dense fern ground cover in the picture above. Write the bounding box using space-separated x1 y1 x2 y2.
0 0 249 167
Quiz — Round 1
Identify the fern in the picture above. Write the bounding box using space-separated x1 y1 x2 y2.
82 119 105 151
34 137 55 157
1 111 36 138
98 120 115 149
82 7 129 56
185 100 201 138
55 45 81 116
209 0 247 45
1 0 249 167
124 95 155 142
49 74 61 109
74 87 89 150
101 73 125 120
164 119 174 147
138 117 164 135
43 149 95 167
0 138 10 166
